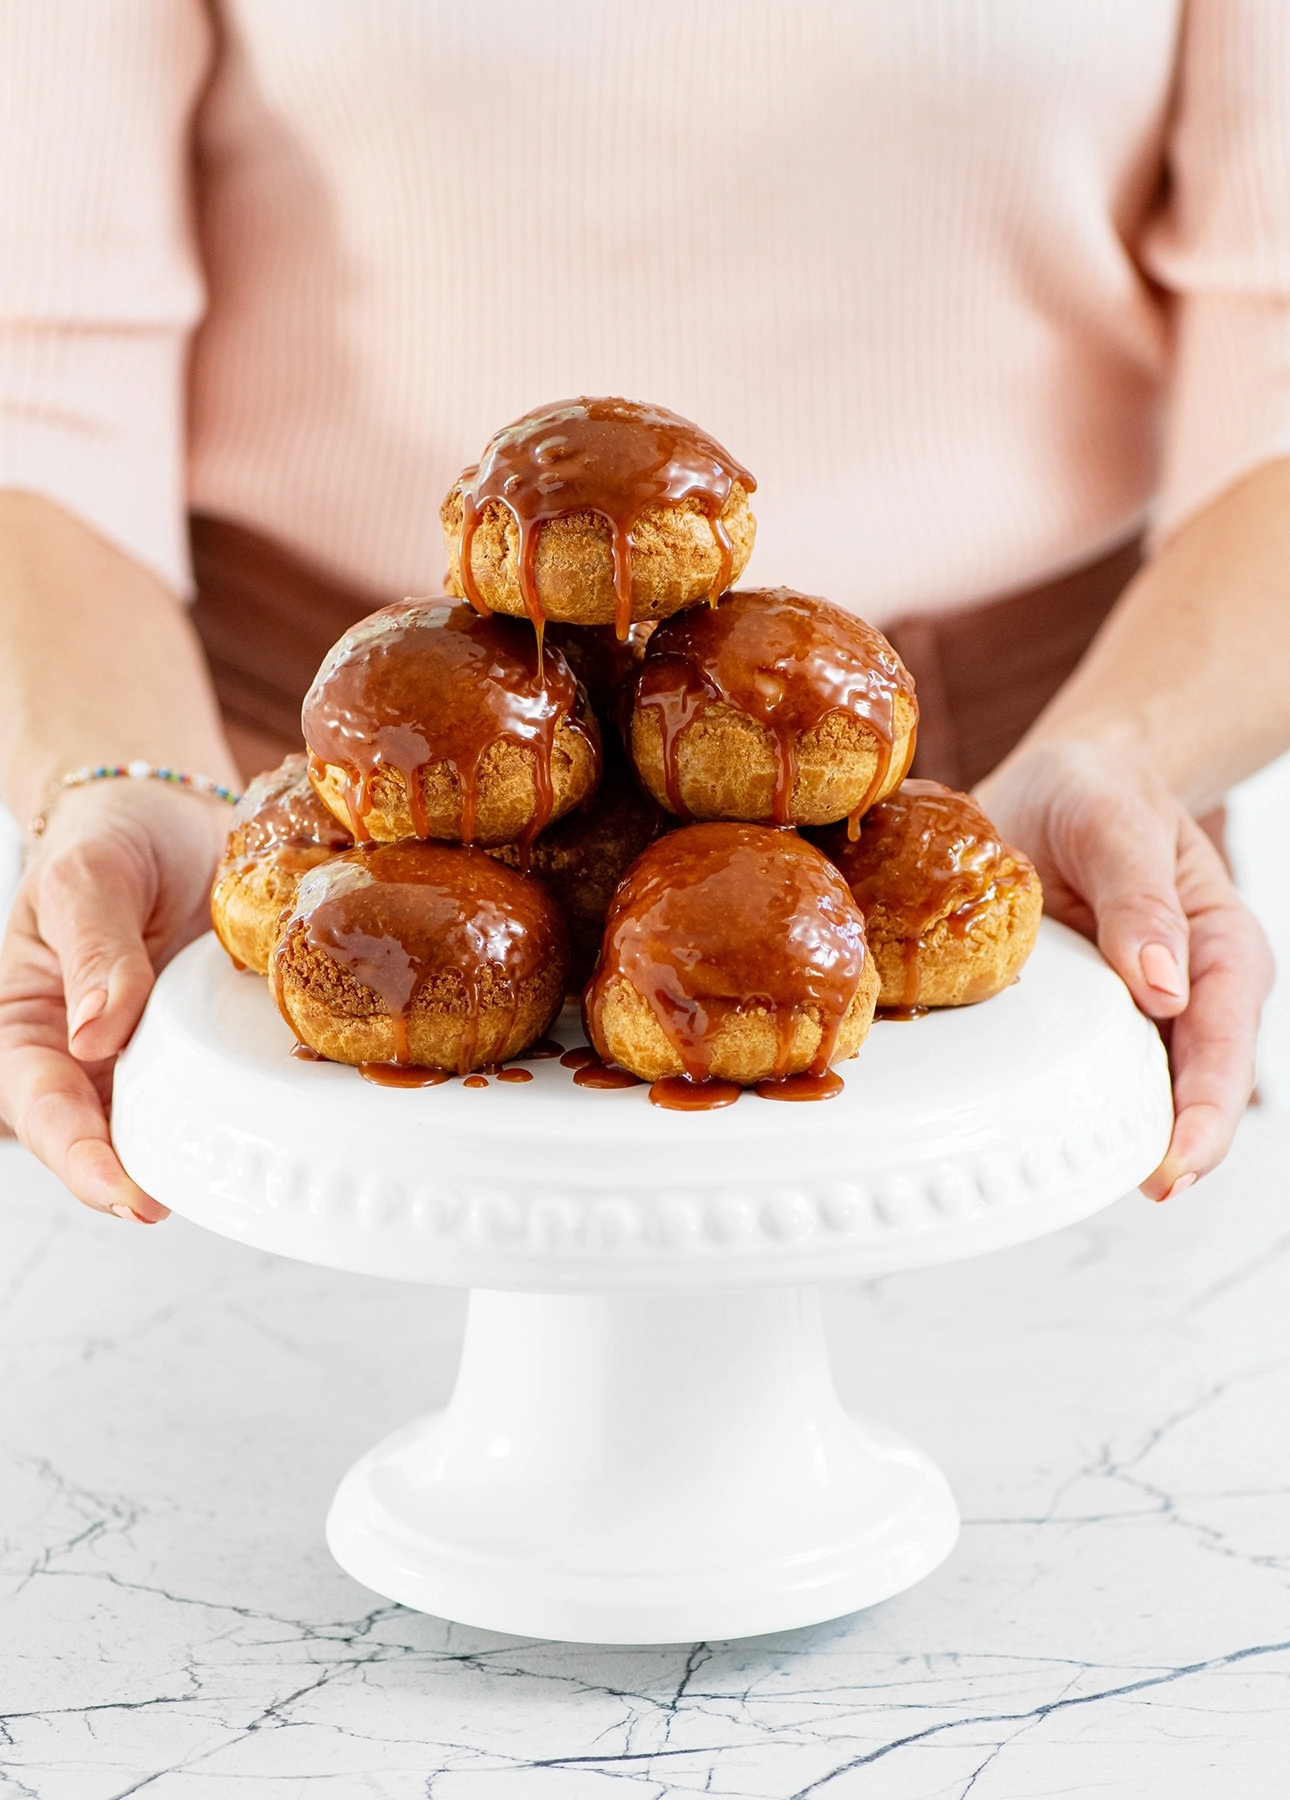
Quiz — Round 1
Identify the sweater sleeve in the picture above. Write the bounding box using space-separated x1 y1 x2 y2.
0 1 212 595
1144 0 1290 543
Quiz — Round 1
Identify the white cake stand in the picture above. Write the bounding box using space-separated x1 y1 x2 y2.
112 919 1171 1644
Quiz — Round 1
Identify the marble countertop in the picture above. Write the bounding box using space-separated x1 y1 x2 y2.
2 1114 1289 1799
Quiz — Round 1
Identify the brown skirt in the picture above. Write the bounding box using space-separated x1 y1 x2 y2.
190 512 1145 797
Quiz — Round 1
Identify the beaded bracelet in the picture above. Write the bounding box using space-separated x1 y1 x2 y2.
28 760 242 839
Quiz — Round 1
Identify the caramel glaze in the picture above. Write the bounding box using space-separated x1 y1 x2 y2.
361 1063 451 1088
575 1062 645 1091
649 1075 741 1111
302 600 600 848
272 841 567 1073
214 755 354 938
227 754 355 861
815 779 1031 1013
558 1043 645 1089
635 588 917 832
585 822 871 1090
455 398 756 642
754 1069 845 1101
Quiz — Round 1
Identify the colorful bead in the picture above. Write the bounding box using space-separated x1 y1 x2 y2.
28 762 242 838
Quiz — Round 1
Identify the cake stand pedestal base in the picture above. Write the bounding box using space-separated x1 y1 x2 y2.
325 1286 959 1643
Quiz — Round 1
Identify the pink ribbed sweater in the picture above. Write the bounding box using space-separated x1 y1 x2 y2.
2 2 1289 622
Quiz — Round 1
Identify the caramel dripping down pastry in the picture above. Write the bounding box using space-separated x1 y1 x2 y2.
630 587 918 832
584 821 879 1087
211 753 354 975
302 600 601 848
813 779 1043 1012
441 397 757 643
271 841 569 1073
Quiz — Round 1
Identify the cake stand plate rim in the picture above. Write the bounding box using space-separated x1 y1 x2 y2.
111 919 1173 1288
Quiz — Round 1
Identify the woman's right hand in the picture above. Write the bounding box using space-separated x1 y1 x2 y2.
0 782 231 1222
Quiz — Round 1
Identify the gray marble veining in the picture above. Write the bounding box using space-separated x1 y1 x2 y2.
2 1116 1289 1798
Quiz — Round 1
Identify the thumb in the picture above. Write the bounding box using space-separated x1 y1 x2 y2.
1062 798 1190 1019
35 839 159 1061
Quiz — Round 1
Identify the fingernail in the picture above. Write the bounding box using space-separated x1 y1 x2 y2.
109 1202 146 1223
1154 1172 1197 1204
69 988 108 1039
1140 943 1185 998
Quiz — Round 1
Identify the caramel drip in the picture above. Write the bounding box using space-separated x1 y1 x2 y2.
271 842 566 1073
754 1069 845 1102
648 1075 741 1111
585 822 870 1085
902 935 922 1010
302 601 598 848
496 1067 534 1083
574 1061 645 1090
360 1063 451 1088
455 398 755 643
635 588 916 826
876 926 932 1021
228 754 355 860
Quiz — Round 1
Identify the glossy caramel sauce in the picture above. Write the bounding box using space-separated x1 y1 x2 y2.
648 1075 741 1111
818 779 1029 1012
360 1063 451 1087
634 588 917 831
574 1062 645 1091
754 1069 845 1101
214 758 354 962
227 754 354 861
496 1067 534 1083
454 398 755 641
558 1042 644 1089
302 601 599 847
585 822 870 1086
272 841 566 1073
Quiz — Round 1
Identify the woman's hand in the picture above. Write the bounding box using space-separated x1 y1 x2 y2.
0 783 231 1222
977 740 1274 1200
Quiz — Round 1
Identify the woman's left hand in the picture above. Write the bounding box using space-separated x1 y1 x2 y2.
976 739 1274 1200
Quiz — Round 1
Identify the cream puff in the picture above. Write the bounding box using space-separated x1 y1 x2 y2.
303 600 600 848
441 398 756 641
271 841 569 1072
584 822 879 1086
211 754 354 975
814 779 1043 1012
630 587 918 830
